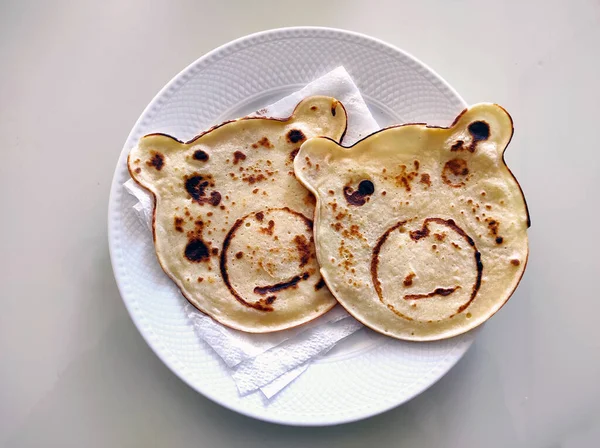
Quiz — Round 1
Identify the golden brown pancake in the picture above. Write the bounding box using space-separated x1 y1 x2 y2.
294 103 529 341
128 96 347 332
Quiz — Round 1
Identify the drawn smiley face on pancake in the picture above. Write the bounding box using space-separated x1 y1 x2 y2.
294 103 530 341
128 96 347 333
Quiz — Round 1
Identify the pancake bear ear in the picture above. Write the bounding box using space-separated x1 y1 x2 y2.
288 96 347 131
445 103 514 158
293 137 342 191
128 133 183 187
282 96 347 153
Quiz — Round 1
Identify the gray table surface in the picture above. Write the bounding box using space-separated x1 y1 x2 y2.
2 0 599 446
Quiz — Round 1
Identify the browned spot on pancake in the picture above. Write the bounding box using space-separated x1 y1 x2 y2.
293 234 312 268
183 220 216 263
486 219 504 244
304 192 316 206
442 158 469 187
184 239 210 262
252 188 258 194
235 251 243 259
197 277 203 282
451 242 461 250
134 167 141 174
451 140 465 151
331 222 343 232
414 160 420 170
208 191 221 206
335 211 347 220
511 259 520 266
254 272 310 295
310 106 318 111
286 129 305 144
193 149 209 161
403 272 416 287
233 151 246 164
146 152 164 170
344 180 375 206
242 173 266 184
260 220 275 235
409 225 430 241
289 148 300 162
394 165 418 191
432 244 437 250
211 247 218 256
420 173 431 187
315 278 326 291
184 174 220 206
342 225 364 240
405 286 459 301
174 216 184 233
255 211 264 222
434 233 446 241
252 137 274 149
328 190 335 196
337 240 355 272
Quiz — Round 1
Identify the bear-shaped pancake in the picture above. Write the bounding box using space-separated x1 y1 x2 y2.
128 96 347 332
294 103 529 341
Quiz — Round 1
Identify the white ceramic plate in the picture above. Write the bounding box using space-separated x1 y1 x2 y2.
108 27 475 426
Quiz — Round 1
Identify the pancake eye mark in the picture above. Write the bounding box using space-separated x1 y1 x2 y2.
344 179 375 206
468 121 490 142
451 121 490 153
358 180 374 195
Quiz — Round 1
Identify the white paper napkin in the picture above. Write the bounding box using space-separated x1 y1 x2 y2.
124 67 379 397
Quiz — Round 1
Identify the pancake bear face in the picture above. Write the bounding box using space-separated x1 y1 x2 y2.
128 96 347 333
294 103 529 341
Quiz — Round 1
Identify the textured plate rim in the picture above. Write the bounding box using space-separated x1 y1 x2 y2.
108 26 472 426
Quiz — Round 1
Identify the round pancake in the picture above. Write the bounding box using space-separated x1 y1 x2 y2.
294 103 529 341
128 96 347 333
